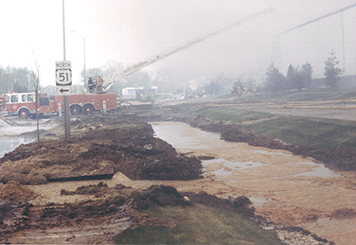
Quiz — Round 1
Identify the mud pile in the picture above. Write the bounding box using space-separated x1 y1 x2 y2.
0 113 202 185
0 183 255 243
0 180 37 203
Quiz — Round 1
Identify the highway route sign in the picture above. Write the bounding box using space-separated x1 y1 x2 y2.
57 85 71 96
56 61 72 86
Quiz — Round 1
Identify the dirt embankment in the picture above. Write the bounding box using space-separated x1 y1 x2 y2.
0 112 219 243
186 114 356 172
127 102 356 172
0 181 255 244
0 113 202 185
0 107 336 244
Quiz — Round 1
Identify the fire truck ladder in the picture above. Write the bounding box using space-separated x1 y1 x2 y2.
103 7 274 91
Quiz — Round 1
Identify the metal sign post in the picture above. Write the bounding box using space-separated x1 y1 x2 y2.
61 0 71 141
56 61 72 140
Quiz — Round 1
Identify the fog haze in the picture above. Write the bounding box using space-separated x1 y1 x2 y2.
1 0 356 86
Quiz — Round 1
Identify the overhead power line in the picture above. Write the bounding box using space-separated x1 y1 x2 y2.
276 3 356 36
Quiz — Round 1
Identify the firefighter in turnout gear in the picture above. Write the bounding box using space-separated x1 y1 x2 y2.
88 75 95 93
96 75 103 92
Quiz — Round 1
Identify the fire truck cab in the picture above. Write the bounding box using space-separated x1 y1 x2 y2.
0 92 54 118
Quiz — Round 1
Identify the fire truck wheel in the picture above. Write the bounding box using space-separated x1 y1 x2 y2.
83 104 94 114
18 108 30 118
70 105 82 115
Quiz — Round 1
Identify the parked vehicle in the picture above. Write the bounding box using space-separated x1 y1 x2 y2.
0 91 118 118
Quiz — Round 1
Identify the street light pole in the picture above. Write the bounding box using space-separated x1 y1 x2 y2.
70 31 86 91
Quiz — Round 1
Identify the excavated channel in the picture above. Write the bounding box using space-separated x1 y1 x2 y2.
149 121 356 245
2 119 353 244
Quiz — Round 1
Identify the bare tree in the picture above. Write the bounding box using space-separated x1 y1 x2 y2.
30 49 41 144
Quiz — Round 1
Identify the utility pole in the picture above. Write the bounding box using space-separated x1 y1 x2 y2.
62 0 70 140
70 31 86 90
275 3 356 71
341 12 345 71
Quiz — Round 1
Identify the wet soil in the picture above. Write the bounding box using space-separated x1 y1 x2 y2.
123 103 356 244
0 181 255 244
132 102 356 172
0 113 202 185
188 114 356 172
0 104 345 244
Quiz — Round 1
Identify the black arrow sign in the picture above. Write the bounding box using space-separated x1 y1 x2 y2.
60 88 69 93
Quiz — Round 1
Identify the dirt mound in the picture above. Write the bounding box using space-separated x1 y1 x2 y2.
0 114 202 185
324 146 356 171
0 201 31 237
130 185 192 210
330 208 356 220
57 184 255 226
183 191 256 217
0 180 37 203
1 183 252 243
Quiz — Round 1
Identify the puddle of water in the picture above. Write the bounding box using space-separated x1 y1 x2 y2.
202 158 266 177
0 136 35 158
151 121 221 150
293 161 341 178
152 122 339 179
0 118 52 136
249 196 275 206
0 120 54 157
254 149 292 156
0 125 36 135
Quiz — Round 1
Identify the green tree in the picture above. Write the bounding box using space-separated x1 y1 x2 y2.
232 79 244 93
324 51 343 89
286 64 295 90
205 81 223 95
13 82 28 92
125 70 150 89
293 66 304 91
301 62 313 88
41 85 56 95
286 63 313 91
0 66 10 93
12 67 32 92
265 62 286 93
86 67 103 80
0 66 37 93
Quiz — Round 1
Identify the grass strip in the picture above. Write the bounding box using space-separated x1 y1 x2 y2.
245 116 356 150
197 107 356 150
196 107 273 123
114 204 284 244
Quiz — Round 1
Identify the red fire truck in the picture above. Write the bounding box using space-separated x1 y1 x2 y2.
0 9 273 119
0 92 118 118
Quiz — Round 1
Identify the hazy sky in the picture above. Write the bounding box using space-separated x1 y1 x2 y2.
2 0 356 87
